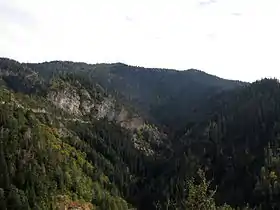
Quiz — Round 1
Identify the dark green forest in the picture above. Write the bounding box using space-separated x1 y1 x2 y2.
0 57 279 209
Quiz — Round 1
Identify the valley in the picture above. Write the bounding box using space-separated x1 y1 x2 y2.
0 57 279 210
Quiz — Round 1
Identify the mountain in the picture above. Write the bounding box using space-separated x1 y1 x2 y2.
2 57 280 210
0 58 160 209
171 78 280 209
26 61 245 130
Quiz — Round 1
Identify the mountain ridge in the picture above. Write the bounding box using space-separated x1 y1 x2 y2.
20 58 246 130
0 57 245 83
2 57 279 210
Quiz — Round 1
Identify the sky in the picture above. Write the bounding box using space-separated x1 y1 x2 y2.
0 0 280 82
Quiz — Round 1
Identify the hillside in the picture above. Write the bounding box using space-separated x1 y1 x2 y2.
0 58 167 209
172 78 280 209
2 57 280 210
27 61 245 130
0 88 132 209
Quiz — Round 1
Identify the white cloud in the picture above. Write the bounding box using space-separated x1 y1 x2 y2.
0 0 280 81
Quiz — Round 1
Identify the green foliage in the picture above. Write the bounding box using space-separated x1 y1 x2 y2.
3 57 280 210
185 169 234 210
185 169 217 210
0 89 130 209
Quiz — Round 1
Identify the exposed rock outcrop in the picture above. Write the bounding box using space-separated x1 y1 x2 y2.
48 88 82 116
132 124 167 156
47 82 144 130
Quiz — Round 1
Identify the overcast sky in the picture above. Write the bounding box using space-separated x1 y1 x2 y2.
0 0 280 81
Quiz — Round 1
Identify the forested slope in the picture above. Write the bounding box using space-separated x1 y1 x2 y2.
27 61 244 130
1 57 280 210
173 79 280 209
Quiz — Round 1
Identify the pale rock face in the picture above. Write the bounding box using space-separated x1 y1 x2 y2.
96 97 115 120
120 117 144 130
80 100 94 114
116 107 129 122
115 107 144 129
79 89 95 114
48 89 81 115
48 85 145 130
80 89 91 99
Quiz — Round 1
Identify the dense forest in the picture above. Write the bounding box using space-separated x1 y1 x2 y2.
0 57 279 209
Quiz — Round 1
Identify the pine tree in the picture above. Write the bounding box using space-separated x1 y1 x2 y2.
185 169 217 210
0 131 10 190
0 188 6 210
